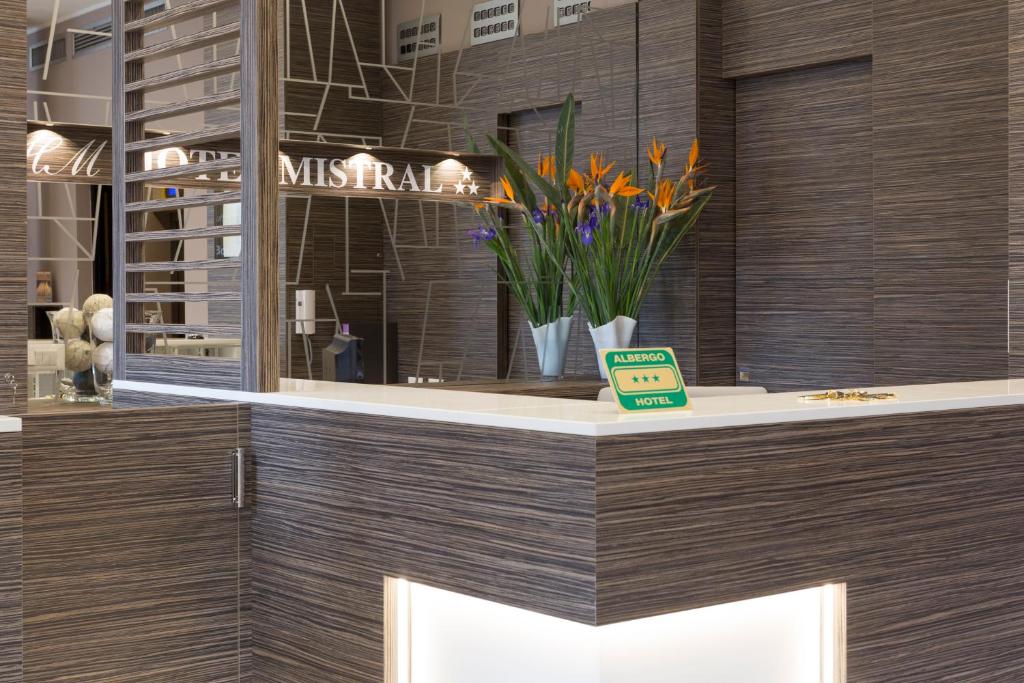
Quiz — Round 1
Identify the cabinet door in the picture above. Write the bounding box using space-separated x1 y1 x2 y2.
21 404 245 683
0 432 21 683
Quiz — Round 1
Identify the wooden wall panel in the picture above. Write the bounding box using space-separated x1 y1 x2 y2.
695 0 736 385
21 407 245 682
0 434 22 683
722 0 871 78
736 60 874 392
241 0 281 392
283 196 383 381
380 6 640 382
0 1 26 414
250 405 597 682
1011 0 1024 377
873 1 1009 385
637 0 699 384
596 405 1024 680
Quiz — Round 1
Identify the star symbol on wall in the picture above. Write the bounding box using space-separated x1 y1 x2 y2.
454 181 466 194
468 182 479 195
461 168 473 181
632 375 640 384
642 375 650 383
652 374 660 383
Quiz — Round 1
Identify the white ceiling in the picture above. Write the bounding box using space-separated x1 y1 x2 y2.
28 0 110 32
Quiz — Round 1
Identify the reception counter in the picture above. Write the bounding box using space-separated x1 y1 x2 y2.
113 378 1024 682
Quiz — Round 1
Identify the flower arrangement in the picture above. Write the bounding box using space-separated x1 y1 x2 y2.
470 93 713 377
466 163 575 376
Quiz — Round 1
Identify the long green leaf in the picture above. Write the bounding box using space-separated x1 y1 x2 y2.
554 94 575 190
486 135 561 207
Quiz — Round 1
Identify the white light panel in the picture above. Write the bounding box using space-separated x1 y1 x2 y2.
470 0 519 46
387 578 846 683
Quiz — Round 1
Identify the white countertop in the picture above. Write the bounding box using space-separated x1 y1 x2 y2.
113 377 1024 437
0 416 20 433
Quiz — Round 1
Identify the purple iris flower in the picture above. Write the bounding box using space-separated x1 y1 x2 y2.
631 195 651 211
467 225 496 246
576 211 599 246
531 208 546 224
597 203 611 216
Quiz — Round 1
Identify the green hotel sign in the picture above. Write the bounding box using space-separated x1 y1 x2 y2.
600 348 690 413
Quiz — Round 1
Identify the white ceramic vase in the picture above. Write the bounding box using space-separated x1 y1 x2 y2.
588 315 638 379
530 316 573 378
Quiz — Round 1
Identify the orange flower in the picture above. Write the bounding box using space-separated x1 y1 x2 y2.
608 171 644 198
537 154 555 180
567 168 585 193
651 179 674 212
687 138 700 170
501 176 515 200
647 136 666 167
484 176 517 204
589 153 614 183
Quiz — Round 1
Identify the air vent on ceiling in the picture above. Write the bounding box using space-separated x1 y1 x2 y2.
470 0 519 46
397 15 440 63
71 22 112 55
70 2 165 56
29 37 67 70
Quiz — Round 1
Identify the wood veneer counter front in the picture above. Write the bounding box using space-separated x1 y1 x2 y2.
117 376 1024 435
110 380 1024 681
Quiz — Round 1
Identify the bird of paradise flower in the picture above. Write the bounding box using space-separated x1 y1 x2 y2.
465 93 714 332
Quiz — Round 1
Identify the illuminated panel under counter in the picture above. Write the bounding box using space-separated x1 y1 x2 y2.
386 579 845 683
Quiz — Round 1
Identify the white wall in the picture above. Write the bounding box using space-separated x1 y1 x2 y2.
26 3 211 311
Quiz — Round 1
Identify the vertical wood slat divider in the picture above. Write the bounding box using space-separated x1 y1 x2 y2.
240 0 281 392
113 0 146 379
114 0 282 391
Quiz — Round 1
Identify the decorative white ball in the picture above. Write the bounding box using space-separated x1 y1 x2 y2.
82 293 113 321
65 338 93 372
53 307 86 340
93 342 114 374
90 307 114 342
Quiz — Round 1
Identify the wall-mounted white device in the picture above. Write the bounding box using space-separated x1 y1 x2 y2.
296 290 315 335
554 0 592 26
470 0 518 46
397 14 441 62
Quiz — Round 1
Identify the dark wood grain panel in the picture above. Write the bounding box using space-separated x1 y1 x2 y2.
736 60 874 392
1011 0 1024 377
21 406 244 682
116 383 1024 682
0 1 26 414
722 0 871 78
637 0 699 384
873 1 1009 384
0 434 22 683
695 0 736 385
125 353 243 390
241 0 281 392
596 405 1024 680
250 405 596 682
401 377 606 400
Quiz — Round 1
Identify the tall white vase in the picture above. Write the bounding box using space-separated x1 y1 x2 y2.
588 315 638 379
530 316 573 378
